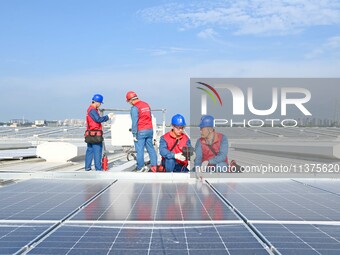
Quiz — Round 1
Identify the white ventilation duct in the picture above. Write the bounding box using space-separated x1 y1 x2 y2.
37 141 86 162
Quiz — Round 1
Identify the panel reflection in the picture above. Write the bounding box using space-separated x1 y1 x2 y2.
74 181 238 221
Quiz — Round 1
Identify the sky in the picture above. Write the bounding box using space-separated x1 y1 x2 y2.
1 0 340 123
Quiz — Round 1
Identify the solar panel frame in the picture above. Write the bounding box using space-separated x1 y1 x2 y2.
293 179 340 196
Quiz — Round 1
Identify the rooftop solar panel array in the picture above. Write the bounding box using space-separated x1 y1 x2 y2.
0 178 339 254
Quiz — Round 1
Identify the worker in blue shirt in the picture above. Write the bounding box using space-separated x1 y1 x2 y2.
126 91 158 172
194 115 229 173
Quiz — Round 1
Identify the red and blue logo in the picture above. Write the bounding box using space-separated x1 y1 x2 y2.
196 82 223 106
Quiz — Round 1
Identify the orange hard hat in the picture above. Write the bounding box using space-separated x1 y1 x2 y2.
126 91 138 101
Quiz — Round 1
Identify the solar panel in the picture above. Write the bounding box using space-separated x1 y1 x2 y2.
255 224 340 255
295 179 340 195
70 182 239 221
0 148 36 160
0 179 114 220
25 223 270 255
210 180 340 221
0 223 52 255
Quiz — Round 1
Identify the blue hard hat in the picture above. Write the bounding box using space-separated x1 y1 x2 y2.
92 94 104 104
171 114 186 126
199 115 215 128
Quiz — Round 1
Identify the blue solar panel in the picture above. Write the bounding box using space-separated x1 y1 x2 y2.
71 182 239 221
295 179 340 195
26 223 270 255
210 180 340 221
255 224 340 255
0 179 113 220
0 223 52 255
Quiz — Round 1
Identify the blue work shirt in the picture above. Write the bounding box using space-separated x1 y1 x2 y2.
89 109 109 123
130 106 139 137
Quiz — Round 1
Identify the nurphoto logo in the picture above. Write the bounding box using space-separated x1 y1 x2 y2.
195 80 312 128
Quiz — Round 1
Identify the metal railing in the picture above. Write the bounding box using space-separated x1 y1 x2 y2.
100 108 166 136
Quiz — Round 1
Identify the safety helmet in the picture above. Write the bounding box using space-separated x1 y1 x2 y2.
126 91 138 102
92 94 104 104
171 114 186 126
199 115 214 128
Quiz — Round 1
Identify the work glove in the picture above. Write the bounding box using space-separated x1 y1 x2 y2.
200 161 209 172
174 153 186 161
108 113 115 120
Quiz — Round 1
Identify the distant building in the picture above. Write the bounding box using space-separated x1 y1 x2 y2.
9 119 32 127
35 120 46 126
10 119 30 125
46 121 59 127
63 119 85 127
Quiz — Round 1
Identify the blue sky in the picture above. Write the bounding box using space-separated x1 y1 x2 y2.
1 0 340 123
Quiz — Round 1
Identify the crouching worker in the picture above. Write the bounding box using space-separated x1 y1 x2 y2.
159 114 191 172
194 115 229 173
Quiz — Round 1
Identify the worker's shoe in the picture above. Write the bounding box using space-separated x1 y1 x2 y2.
150 165 165 172
136 166 149 172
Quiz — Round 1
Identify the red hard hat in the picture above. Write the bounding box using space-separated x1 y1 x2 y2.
126 91 138 101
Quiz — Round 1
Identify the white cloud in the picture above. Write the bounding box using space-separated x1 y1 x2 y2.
305 35 340 58
138 0 340 35
325 36 340 49
197 28 219 39
136 47 205 56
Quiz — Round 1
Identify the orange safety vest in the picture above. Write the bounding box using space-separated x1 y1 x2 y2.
162 131 189 165
200 132 228 164
86 105 102 131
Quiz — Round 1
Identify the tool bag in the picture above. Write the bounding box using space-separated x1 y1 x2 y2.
84 130 103 144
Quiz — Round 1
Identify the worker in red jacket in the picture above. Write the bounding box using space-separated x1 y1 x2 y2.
85 94 114 171
126 91 158 172
159 114 191 172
